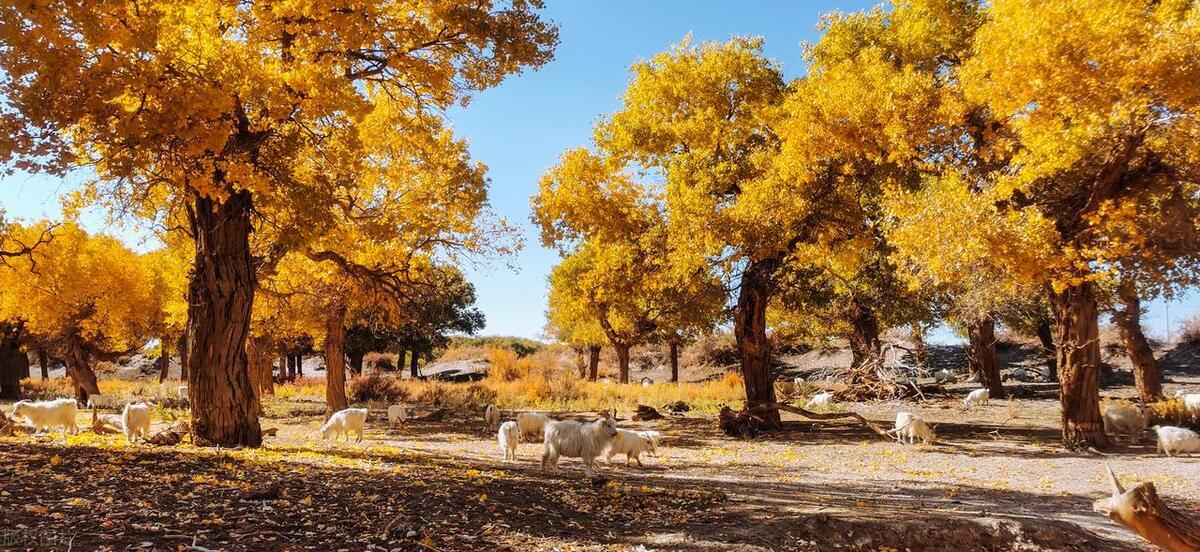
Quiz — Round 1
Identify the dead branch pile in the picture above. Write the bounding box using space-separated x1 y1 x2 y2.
0 410 15 436
718 407 766 438
662 401 691 413
809 352 944 401
632 405 664 421
414 408 449 422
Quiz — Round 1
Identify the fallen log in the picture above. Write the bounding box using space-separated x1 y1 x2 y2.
146 421 190 446
90 408 121 435
720 402 893 440
1094 466 1200 552
632 405 664 421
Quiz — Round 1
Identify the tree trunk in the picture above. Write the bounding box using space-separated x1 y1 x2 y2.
588 346 600 381
158 337 171 383
184 190 261 447
37 347 49 380
63 332 101 402
296 354 304 376
16 351 29 380
1095 467 1200 552
1050 280 1108 449
287 354 296 379
967 316 1005 397
275 353 286 387
349 351 364 376
0 321 25 400
409 346 420 379
1035 317 1058 381
614 343 631 384
245 336 273 415
733 258 781 428
910 323 928 372
177 333 189 382
669 341 680 383
847 298 882 368
1114 280 1162 402
323 305 349 413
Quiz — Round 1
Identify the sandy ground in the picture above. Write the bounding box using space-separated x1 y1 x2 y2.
4 376 1200 551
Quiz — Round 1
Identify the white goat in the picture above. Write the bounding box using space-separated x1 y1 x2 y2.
484 404 500 431
387 404 408 428
934 369 955 384
498 420 519 461
541 416 619 476
1152 425 1200 456
888 412 935 445
320 408 368 443
963 388 990 407
792 376 805 385
1102 403 1149 444
11 398 77 436
640 377 653 387
1173 391 1200 417
177 385 188 400
516 412 549 442
121 402 152 443
607 429 660 466
805 392 834 410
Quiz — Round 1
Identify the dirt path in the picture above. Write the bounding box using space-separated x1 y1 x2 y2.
3 390 1199 550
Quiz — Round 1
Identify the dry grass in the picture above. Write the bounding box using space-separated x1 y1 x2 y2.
1179 313 1200 346
20 378 184 402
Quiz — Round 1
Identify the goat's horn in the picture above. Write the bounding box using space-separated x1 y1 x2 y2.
1104 464 1124 497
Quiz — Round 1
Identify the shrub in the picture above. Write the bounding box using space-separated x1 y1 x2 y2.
346 372 409 404
1179 314 1200 346
684 332 739 368
363 352 397 372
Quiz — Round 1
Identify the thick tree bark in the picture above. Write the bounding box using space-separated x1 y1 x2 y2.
296 354 304 376
37 347 49 380
1095 467 1200 552
1113 280 1162 401
1035 317 1058 381
588 346 600 381
158 337 171 383
1051 281 1108 449
847 298 882 368
733 259 781 428
184 190 261 447
16 352 29 380
614 343 631 384
910 323 928 372
967 316 1005 397
409 346 420 378
0 321 26 400
669 341 680 383
348 351 364 376
63 332 101 402
324 305 349 413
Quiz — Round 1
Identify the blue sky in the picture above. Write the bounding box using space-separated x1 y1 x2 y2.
2 1 1198 342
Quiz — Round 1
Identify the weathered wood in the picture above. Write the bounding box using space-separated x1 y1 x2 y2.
1051 280 1107 449
632 405 664 421
1094 466 1200 552
720 402 892 440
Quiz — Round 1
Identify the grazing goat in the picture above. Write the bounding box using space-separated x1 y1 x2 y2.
320 408 368 443
484 404 500 431
1152 425 1200 456
963 388 989 407
792 376 805 385
121 402 152 443
516 412 549 442
888 412 935 445
177 385 188 400
1103 404 1150 444
1173 391 1200 417
11 398 77 436
934 369 955 384
640 377 653 387
387 404 408 428
86 394 119 409
805 392 833 410
607 429 660 466
498 420 519 461
541 415 619 476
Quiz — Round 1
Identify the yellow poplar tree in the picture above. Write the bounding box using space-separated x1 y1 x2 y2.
0 222 158 401
0 1 556 445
